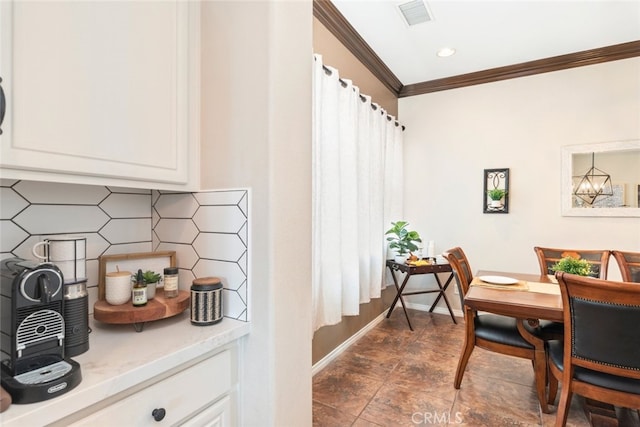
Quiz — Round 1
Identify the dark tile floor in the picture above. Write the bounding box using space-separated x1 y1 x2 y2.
313 309 640 427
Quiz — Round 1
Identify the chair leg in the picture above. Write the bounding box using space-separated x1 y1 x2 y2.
533 348 550 414
454 338 475 389
554 384 572 427
546 350 558 405
547 371 558 405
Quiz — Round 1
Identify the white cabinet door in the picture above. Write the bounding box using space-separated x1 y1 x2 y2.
0 1 199 188
182 396 231 427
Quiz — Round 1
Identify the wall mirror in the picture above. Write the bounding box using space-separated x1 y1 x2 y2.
561 140 640 217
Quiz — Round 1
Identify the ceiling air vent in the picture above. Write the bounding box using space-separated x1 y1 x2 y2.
397 0 433 26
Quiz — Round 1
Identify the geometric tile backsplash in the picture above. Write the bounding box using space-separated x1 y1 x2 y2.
153 190 249 321
0 179 249 322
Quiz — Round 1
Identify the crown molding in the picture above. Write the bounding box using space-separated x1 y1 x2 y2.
312 0 640 98
400 40 640 97
313 0 403 95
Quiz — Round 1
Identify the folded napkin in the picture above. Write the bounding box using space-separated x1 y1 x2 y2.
471 277 529 291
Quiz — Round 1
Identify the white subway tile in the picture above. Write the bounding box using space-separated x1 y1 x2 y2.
14 205 109 235
192 233 246 262
155 193 199 218
193 205 246 233
0 187 28 219
154 218 199 244
100 193 151 218
15 181 109 204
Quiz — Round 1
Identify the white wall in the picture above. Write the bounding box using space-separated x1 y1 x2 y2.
399 58 640 309
200 2 312 426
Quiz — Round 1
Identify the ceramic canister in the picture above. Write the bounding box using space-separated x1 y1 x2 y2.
190 277 223 326
105 271 132 305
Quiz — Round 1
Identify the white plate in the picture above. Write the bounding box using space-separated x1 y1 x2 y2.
478 275 519 285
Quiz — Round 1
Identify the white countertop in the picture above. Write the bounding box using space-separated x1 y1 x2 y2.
0 313 251 426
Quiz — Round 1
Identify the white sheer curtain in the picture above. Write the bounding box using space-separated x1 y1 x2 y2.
312 54 403 332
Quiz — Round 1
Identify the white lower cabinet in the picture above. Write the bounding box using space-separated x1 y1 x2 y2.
69 350 232 426
181 396 231 427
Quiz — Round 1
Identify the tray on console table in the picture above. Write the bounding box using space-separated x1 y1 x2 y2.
94 290 190 332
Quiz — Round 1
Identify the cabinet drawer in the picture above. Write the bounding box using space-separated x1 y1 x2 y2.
70 350 231 426
181 396 230 427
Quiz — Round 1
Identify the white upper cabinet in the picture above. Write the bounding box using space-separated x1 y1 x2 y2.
0 1 200 190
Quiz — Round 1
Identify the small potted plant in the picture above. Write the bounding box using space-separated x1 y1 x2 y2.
487 188 507 208
385 221 422 263
551 256 593 277
132 270 162 300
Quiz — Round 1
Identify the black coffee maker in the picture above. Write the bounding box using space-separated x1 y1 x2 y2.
0 258 82 403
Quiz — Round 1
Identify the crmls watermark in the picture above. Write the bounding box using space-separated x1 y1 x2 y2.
411 411 463 425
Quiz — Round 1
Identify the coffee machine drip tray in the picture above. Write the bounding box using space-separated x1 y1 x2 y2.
14 360 73 385
1 356 82 404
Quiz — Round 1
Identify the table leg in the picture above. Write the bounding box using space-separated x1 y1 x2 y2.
429 273 457 324
387 268 401 314
386 268 414 331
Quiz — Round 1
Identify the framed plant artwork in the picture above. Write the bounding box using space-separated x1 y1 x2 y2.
484 168 509 214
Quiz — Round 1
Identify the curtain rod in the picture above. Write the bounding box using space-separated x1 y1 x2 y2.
322 64 405 131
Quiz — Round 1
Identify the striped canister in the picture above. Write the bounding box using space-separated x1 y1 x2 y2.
190 277 223 326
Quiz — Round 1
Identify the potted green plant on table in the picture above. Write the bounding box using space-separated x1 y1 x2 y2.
385 221 422 263
551 256 593 277
487 188 507 208
132 270 162 300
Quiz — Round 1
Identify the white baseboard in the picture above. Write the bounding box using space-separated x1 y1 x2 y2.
311 304 463 376
312 311 387 376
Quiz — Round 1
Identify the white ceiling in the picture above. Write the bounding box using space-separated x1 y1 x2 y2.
331 0 640 85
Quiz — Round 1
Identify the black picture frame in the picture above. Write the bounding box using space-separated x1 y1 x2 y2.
484 168 509 214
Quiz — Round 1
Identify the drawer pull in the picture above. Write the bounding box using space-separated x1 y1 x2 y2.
152 408 166 422
0 77 5 135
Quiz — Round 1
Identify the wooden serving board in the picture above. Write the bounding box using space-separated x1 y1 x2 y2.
94 290 190 331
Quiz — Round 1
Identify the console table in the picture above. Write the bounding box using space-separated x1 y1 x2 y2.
385 260 457 330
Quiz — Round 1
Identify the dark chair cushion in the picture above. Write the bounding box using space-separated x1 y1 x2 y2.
475 314 534 349
548 340 640 395
528 320 564 340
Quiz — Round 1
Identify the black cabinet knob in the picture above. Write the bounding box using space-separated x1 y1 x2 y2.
152 408 166 422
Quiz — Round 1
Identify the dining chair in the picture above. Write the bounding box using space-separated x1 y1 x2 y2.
443 247 551 413
532 247 612 341
612 250 640 282
533 246 611 279
547 272 640 427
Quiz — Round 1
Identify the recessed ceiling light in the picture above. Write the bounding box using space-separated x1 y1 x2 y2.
437 47 456 58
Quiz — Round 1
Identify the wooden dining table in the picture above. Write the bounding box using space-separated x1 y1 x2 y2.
465 270 563 321
464 270 563 414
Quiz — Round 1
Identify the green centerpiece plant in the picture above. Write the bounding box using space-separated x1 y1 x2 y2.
551 256 592 276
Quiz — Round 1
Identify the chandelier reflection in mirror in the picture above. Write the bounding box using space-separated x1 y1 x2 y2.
572 153 613 205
